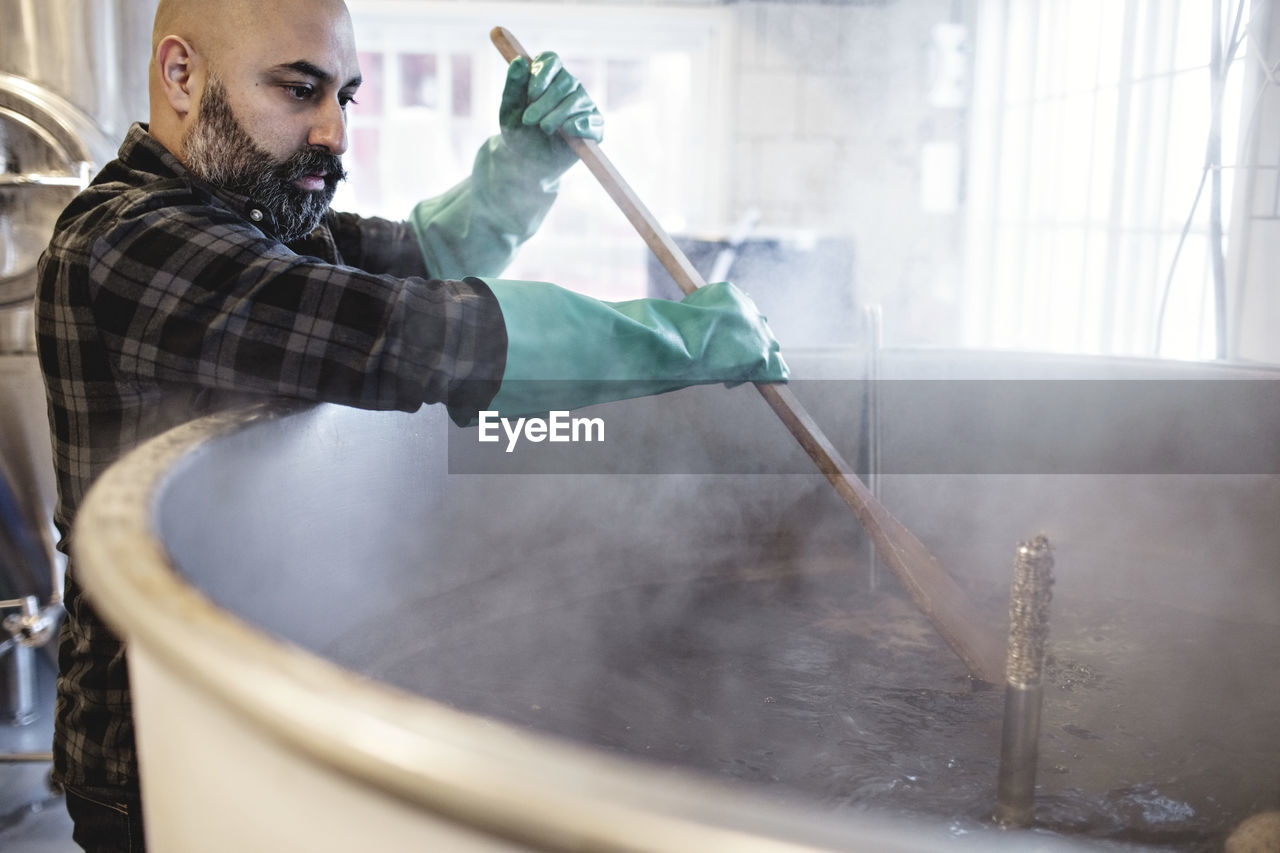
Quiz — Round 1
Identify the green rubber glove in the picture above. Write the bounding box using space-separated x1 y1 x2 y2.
409 52 603 279
499 52 604 177
449 279 789 426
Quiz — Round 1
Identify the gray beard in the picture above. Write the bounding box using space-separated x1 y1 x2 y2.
182 78 345 243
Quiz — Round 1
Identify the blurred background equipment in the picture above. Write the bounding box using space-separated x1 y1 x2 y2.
648 230 858 349
0 1 148 846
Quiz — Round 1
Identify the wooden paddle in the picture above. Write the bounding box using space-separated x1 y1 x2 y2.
491 27 1006 684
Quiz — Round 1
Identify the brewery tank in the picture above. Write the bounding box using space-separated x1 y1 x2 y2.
74 349 1280 851
0 0 154 710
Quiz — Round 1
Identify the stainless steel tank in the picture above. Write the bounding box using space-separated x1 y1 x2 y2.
0 0 154 725
0 0 154 146
0 75 103 614
74 349 1280 851
0 0 147 330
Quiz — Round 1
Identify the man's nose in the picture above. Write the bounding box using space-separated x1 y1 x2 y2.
308 99 348 154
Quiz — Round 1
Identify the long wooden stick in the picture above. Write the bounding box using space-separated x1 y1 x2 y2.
491 27 1006 684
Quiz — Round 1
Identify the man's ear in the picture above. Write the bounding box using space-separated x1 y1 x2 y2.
155 35 200 117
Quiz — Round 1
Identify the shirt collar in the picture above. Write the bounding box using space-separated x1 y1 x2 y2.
120 123 282 238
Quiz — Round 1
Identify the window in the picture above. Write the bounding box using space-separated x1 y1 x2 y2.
962 0 1255 360
336 1 730 302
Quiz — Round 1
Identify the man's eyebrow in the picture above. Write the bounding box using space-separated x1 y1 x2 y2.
271 60 362 89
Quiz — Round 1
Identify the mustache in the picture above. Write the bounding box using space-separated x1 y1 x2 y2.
279 147 348 188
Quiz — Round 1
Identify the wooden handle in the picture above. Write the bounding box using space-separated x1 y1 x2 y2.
490 27 1006 683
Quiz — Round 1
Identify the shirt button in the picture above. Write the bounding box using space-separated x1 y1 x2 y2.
249 209 264 222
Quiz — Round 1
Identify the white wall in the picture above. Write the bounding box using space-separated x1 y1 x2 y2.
728 1 965 348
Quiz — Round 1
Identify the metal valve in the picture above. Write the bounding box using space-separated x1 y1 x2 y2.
2 595 60 648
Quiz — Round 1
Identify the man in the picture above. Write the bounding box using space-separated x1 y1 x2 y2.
36 0 786 849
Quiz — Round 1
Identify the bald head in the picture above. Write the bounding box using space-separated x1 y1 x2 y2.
152 0 353 67
148 0 359 165
152 0 233 68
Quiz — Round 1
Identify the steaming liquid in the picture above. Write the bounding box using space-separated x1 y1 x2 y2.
329 552 1279 852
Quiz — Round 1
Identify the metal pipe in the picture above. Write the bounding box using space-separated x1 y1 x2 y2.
994 534 1054 828
0 166 90 187
1 596 38 725
862 303 883 591
707 207 760 284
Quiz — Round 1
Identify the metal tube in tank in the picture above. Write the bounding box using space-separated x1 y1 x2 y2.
994 535 1054 828
995 682 1043 826
862 303 883 591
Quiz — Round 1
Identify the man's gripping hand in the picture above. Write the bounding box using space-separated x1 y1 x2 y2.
498 51 604 178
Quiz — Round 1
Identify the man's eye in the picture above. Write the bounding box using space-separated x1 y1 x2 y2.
285 85 314 100
339 94 359 108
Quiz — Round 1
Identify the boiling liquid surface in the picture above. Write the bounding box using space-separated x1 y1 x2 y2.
328 553 1279 852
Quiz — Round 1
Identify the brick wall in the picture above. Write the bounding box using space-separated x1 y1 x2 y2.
728 0 968 347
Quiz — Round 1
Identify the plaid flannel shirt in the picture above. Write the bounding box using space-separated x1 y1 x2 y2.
36 123 507 791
